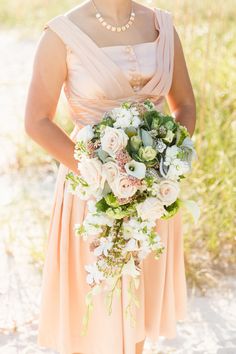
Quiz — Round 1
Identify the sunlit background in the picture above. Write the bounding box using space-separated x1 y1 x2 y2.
0 0 235 353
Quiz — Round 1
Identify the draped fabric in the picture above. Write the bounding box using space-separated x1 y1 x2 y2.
37 7 187 354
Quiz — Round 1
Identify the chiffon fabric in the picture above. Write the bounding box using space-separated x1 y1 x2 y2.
37 7 188 354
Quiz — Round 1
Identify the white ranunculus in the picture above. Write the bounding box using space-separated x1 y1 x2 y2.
124 160 146 179
166 159 191 179
103 160 120 184
172 158 190 173
111 106 141 129
131 116 141 128
112 108 132 129
76 125 94 143
164 145 180 166
110 173 137 199
157 179 180 206
78 157 105 193
100 126 129 157
181 137 198 161
136 197 166 222
130 107 141 127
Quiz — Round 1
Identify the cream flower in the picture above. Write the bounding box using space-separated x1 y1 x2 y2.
110 173 137 199
100 126 128 157
76 125 94 143
103 161 120 184
78 157 104 192
136 197 166 222
157 180 180 206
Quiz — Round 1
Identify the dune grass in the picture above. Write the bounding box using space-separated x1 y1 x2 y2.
1 0 235 290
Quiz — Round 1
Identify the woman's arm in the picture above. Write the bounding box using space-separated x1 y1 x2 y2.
166 27 196 137
24 28 78 174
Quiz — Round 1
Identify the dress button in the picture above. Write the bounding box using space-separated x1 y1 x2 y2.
133 85 139 90
124 45 132 53
128 56 135 61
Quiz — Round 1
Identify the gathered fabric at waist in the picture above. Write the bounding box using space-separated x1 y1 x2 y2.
66 94 165 135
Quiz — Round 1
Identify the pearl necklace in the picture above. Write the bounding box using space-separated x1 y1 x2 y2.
91 0 135 32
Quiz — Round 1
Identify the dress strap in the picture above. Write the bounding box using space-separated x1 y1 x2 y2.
152 7 175 97
42 15 135 99
43 15 83 54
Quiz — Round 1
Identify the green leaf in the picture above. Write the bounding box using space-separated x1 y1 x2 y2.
105 193 120 207
161 198 181 219
97 147 109 162
176 124 189 146
96 198 109 212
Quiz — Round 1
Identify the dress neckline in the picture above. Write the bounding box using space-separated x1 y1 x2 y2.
49 7 164 96
62 8 161 50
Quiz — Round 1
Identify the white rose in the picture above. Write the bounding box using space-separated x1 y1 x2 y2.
103 161 120 184
157 180 180 206
136 197 166 222
110 173 137 199
78 157 104 192
100 126 128 157
76 125 94 143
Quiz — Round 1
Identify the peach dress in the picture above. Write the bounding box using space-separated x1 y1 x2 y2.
37 7 188 354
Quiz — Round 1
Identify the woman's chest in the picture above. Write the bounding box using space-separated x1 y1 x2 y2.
65 41 157 98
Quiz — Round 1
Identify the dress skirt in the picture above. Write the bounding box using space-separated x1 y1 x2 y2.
37 161 188 354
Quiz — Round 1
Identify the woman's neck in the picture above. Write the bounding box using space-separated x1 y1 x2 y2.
90 0 134 22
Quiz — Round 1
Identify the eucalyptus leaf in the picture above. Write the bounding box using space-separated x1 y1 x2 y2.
97 147 109 162
140 129 153 147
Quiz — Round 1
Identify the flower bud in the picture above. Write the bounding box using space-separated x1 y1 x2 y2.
130 135 142 152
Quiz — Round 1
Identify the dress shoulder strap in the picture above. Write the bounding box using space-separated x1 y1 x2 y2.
153 7 175 96
43 15 81 52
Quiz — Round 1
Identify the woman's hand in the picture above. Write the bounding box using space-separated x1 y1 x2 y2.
24 26 78 174
166 26 196 137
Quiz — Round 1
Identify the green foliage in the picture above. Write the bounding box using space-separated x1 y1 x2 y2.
105 193 120 208
161 199 182 220
95 198 109 213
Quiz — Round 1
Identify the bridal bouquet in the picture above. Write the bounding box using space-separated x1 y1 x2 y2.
66 99 198 334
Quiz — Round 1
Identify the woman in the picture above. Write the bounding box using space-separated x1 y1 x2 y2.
24 0 196 353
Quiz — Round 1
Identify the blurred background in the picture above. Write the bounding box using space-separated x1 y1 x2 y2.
0 0 235 353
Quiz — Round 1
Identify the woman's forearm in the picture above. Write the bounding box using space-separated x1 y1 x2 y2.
172 104 196 137
25 118 78 174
